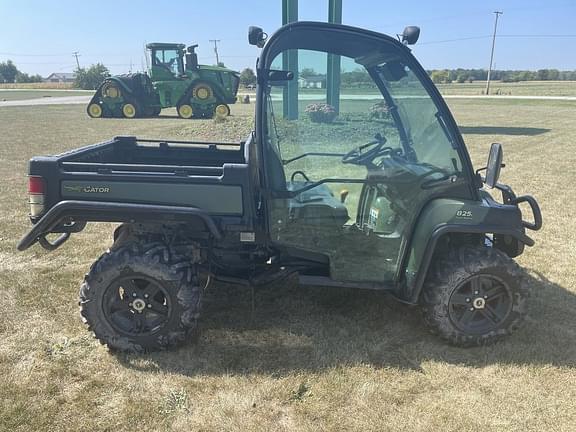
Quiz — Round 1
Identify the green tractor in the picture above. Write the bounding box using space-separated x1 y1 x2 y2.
86 43 240 119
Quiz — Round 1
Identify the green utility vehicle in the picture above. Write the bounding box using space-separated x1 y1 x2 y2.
20 22 542 352
86 43 240 119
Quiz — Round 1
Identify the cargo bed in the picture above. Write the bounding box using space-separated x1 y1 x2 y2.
19 135 256 250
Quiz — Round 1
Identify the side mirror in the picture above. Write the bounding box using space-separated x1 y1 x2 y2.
248 26 267 48
402 26 420 45
267 69 293 82
485 143 503 188
378 61 407 82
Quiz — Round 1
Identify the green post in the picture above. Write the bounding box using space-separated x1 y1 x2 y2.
282 0 298 120
327 0 342 113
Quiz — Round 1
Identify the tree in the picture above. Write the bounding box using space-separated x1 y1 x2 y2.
74 63 110 90
456 73 469 83
0 60 19 83
15 72 43 83
239 68 256 87
430 70 450 84
300 68 317 79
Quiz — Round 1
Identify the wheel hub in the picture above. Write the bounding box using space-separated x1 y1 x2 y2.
472 297 486 309
448 274 513 334
132 298 146 312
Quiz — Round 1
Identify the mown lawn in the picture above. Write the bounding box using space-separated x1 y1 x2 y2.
0 98 574 431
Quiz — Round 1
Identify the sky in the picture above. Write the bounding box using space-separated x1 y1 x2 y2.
0 0 575 77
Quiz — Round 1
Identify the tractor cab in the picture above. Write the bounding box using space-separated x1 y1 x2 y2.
147 43 186 80
254 22 478 285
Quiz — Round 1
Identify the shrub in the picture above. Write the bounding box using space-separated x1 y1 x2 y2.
369 100 391 120
304 103 337 123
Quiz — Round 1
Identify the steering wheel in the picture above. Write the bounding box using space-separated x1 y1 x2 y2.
342 133 391 165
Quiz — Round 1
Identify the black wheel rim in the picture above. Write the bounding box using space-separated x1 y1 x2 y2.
448 274 513 335
103 275 172 337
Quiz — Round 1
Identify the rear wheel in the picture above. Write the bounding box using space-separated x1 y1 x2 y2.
87 103 103 118
122 102 140 118
101 81 121 99
214 103 230 118
421 246 528 347
192 82 213 101
79 243 202 352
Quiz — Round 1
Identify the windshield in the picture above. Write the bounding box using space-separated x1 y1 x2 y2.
376 64 461 173
264 48 463 193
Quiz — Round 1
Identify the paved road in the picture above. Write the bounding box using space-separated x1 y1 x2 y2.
0 95 92 107
1 94 575 108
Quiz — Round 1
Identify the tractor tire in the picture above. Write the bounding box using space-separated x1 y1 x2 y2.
214 103 230 118
177 104 194 119
192 82 213 101
79 243 202 352
101 81 121 99
121 101 141 118
87 103 103 118
421 246 529 347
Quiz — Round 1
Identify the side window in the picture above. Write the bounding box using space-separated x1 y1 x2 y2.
153 50 181 75
266 50 402 221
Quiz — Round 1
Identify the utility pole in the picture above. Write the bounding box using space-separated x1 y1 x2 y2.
282 0 298 120
485 11 503 95
327 0 342 114
72 51 81 70
209 39 221 65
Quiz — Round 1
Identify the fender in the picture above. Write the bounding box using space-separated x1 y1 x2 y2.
399 197 533 303
17 200 222 251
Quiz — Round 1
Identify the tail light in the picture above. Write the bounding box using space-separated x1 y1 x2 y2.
28 176 45 217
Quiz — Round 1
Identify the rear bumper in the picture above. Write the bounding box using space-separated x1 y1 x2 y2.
17 200 222 251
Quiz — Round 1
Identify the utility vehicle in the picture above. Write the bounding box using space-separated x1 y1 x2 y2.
19 22 541 352
86 43 240 119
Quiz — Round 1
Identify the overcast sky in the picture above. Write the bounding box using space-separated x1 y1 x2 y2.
0 0 575 77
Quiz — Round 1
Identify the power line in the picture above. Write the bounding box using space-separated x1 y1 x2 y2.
419 35 491 45
413 34 576 46
485 11 503 95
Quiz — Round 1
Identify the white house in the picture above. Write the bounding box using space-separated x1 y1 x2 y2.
44 72 76 83
298 75 326 89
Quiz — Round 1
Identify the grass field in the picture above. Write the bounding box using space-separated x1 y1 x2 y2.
0 97 575 431
437 80 576 97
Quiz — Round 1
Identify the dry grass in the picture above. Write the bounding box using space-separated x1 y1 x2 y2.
437 80 576 97
0 82 76 89
0 97 575 431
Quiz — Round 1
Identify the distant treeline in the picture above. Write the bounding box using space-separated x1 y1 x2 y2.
427 69 576 84
337 68 576 89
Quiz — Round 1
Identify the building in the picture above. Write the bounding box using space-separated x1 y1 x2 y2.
298 75 326 89
43 72 76 83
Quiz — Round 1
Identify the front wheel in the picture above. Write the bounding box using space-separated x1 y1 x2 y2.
421 246 529 347
79 243 202 352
